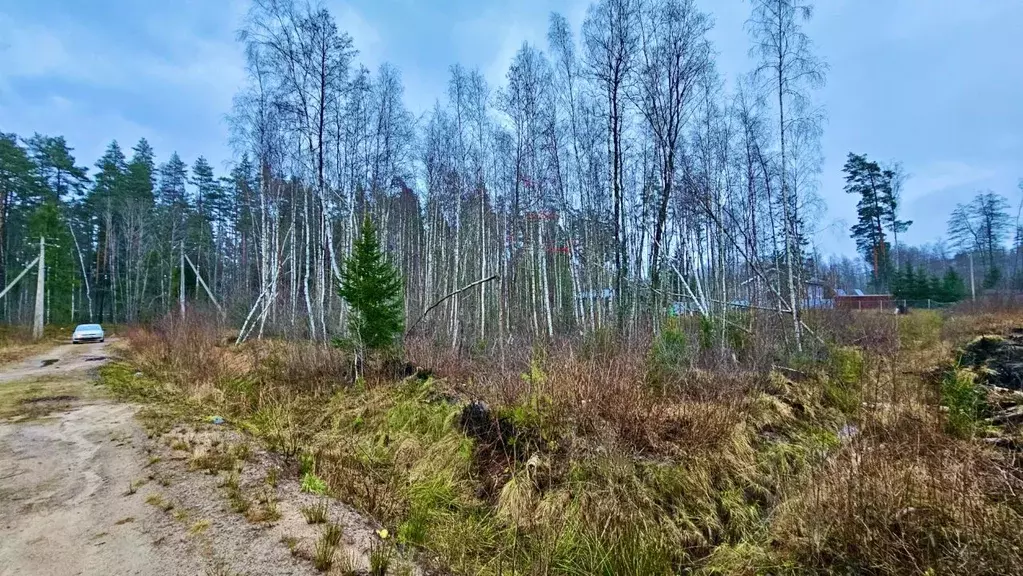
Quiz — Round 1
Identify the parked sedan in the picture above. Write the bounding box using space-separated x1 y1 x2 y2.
72 324 105 344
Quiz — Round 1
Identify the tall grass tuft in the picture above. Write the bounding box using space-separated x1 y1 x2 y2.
368 540 391 576
301 499 329 524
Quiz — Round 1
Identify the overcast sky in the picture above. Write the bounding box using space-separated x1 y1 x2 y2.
0 0 1020 257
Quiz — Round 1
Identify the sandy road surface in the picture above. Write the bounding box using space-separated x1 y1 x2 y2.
0 341 204 576
0 341 412 576
0 341 113 385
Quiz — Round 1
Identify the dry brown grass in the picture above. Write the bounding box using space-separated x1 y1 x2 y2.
771 422 1023 575
0 323 78 365
107 308 1023 575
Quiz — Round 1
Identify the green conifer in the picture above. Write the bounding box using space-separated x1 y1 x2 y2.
338 215 404 351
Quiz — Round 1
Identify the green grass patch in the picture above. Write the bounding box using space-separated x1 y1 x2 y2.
899 310 944 349
940 365 986 438
823 345 865 415
301 472 328 495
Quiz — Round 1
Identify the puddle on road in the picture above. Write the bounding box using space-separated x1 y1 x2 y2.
84 356 107 362
39 359 58 368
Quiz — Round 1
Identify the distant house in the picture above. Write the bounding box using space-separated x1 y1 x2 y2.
668 300 701 316
735 275 834 310
834 291 893 310
576 288 614 303
803 278 832 309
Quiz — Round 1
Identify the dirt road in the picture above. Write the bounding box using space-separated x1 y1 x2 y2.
0 341 405 576
0 341 206 576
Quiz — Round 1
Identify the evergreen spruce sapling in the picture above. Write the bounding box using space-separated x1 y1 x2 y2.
928 274 943 303
338 215 404 352
983 265 1002 290
912 265 932 300
940 268 966 302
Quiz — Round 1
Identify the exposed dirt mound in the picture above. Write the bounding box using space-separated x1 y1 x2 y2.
959 332 1023 390
958 331 1023 445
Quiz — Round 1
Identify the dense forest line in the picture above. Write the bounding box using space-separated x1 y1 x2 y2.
0 0 1020 348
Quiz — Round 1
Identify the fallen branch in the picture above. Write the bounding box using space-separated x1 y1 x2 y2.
405 275 499 339
668 262 709 317
184 254 225 319
0 256 40 301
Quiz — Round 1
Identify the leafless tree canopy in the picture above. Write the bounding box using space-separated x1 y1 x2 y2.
0 0 845 351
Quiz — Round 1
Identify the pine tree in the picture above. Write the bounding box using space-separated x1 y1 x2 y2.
0 133 41 288
940 268 966 302
983 265 1002 290
157 153 189 209
338 215 404 351
913 265 932 300
28 200 76 323
90 141 127 211
879 163 911 266
844 152 906 290
229 155 257 244
157 152 190 302
189 156 220 278
890 267 904 298
25 134 89 203
897 265 915 299
190 156 220 221
929 274 943 302
125 138 156 205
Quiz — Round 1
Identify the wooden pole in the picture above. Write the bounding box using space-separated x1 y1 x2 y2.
33 237 44 340
179 241 186 318
968 251 976 301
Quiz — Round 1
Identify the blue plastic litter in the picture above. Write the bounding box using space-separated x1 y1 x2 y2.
210 416 225 425
838 424 859 442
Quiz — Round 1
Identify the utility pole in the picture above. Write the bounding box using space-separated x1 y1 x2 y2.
179 241 186 318
33 236 45 340
968 251 976 301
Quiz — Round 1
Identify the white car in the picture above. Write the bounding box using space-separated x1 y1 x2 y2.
72 323 105 344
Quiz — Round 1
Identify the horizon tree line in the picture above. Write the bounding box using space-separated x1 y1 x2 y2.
0 0 1019 348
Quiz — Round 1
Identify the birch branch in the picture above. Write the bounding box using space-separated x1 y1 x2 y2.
667 261 709 317
0 256 41 301
405 275 499 339
184 254 225 319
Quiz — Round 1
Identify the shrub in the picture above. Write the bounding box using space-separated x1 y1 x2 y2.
699 314 715 351
940 366 985 438
768 432 1023 575
824 345 865 414
580 326 617 358
110 301 1023 576
650 321 689 375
